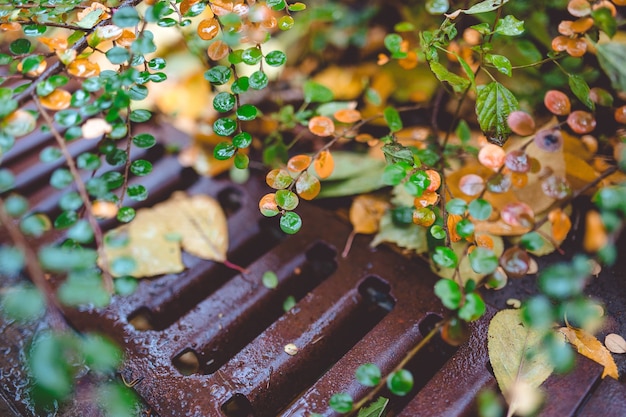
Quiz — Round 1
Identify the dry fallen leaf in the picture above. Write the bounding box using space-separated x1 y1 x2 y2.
284 343 298 356
605 333 626 354
349 194 390 235
559 326 619 379
488 309 554 416
101 192 228 278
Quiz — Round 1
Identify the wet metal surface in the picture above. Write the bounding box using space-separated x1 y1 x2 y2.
1 124 625 416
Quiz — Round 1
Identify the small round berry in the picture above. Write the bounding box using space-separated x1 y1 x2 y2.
507 111 536 136
534 129 563 152
567 110 596 134
544 90 571 116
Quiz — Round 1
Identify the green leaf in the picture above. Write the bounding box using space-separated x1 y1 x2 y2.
0 98 17 119
468 247 499 274
456 218 475 238
383 106 403 133
520 231 545 251
130 159 152 176
568 74 595 111
275 189 299 210
280 211 302 234
522 295 555 329
329 393 353 413
242 47 262 65
115 276 138 296
77 152 101 171
459 0 510 15
20 55 44 74
40 146 62 163
54 210 78 229
28 332 74 400
10 38 31 55
249 70 269 90
50 168 73 189
446 198 468 215
475 81 518 146
132 133 156 149
113 6 140 27
1 284 44 321
371 211 429 254
232 76 249 94
265 50 287 66
303 80 333 103
433 246 458 269
429 61 470 93
538 262 586 300
67 220 94 243
236 104 258 121
434 279 462 309
127 184 148 201
404 171 430 197
214 141 236 160
355 363 381 387
39 246 98 271
82 334 122 373
97 382 139 417
596 42 626 93
129 109 152 123
468 198 492 220
387 369 413 396
283 295 296 311
213 118 237 136
4 194 28 217
381 143 414 165
262 271 278 289
213 92 236 112
487 54 512 77
106 47 130 65
0 168 15 192
20 214 51 237
58 270 110 307
204 65 232 85
494 15 524 36
382 164 407 186
591 7 616 38
232 132 252 148
117 207 136 223
384 33 403 54
425 0 449 15
357 397 389 417
458 292 486 321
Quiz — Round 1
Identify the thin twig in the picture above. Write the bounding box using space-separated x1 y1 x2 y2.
32 96 114 294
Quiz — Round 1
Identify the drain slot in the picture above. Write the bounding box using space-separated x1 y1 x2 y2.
179 242 338 375
267 276 395 417
378 313 458 415
128 220 287 331
222 394 254 417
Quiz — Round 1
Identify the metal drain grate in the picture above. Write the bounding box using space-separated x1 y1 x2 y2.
1 123 625 417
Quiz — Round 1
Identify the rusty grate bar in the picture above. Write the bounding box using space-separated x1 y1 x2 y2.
1 123 625 417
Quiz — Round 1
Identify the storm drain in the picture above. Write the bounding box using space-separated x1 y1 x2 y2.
1 124 625 417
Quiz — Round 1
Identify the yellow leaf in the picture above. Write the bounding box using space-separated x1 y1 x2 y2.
488 309 554 415
349 194 389 235
559 326 619 379
101 193 228 278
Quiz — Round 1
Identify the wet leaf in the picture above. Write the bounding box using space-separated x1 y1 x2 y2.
559 326 619 379
605 333 626 354
40 89 71 110
314 150 334 179
488 309 554 414
357 397 388 417
102 192 228 277
370 211 428 253
475 81 518 145
350 194 389 235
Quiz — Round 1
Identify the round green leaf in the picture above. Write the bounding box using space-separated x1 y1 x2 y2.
430 224 446 240
434 279 462 310
106 47 130 65
236 104 258 121
127 184 148 201
130 159 152 176
520 231 545 251
242 47 262 65
10 39 31 55
231 76 249 94
204 65 232 85
40 146 62 163
382 164 406 186
213 92 236 113
214 141 236 160
0 169 15 192
275 189 299 210
129 109 152 123
50 168 73 189
468 247 498 274
522 295 555 329
232 131 252 148
213 117 237 136
455 218 475 238
102 171 124 190
355 363 381 387
329 393 353 413
54 109 82 127
468 198 492 220
234 153 249 169
458 292 486 321
113 6 140 27
265 50 287 66
0 246 25 275
59 192 83 211
1 285 44 322
280 211 302 234
111 256 136 276
20 214 50 237
433 246 458 269
77 152 101 170
405 171 430 197
387 369 414 396
4 194 28 217
67 220 94 243
262 271 278 289
132 133 156 149
54 210 78 229
117 207 136 223
249 70 269 90
105 148 127 166
115 276 138 296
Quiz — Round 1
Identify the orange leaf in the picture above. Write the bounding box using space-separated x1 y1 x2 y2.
308 116 335 137
334 109 361 124
287 154 312 173
447 213 463 242
560 326 619 379
38 36 68 52
314 150 334 179
208 40 229 61
295 172 321 200
198 18 220 41
583 210 607 252
349 194 389 235
548 208 572 242
40 89 71 111
67 58 100 78
414 191 439 208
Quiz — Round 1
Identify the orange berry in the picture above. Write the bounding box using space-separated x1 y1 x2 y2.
615 105 626 124
478 144 506 171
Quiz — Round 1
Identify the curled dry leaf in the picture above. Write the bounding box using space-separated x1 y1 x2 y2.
101 192 228 278
82 118 112 139
488 309 554 416
67 58 100 78
284 343 298 356
308 116 335 137
559 326 619 379
605 333 626 354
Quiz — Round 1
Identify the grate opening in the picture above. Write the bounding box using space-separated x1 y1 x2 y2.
379 313 459 415
128 307 154 331
199 241 338 375
217 186 244 218
272 276 395 416
128 219 287 331
172 349 200 376
221 394 254 417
